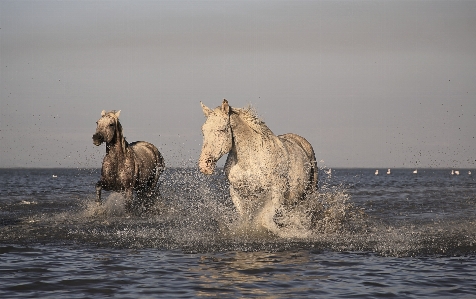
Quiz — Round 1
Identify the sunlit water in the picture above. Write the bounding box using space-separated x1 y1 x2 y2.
1 168 475 298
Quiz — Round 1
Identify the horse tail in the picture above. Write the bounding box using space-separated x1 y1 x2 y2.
153 148 165 191
279 133 318 192
144 143 164 193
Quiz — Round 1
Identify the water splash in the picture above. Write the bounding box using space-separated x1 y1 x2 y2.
83 193 127 217
2 168 475 257
71 168 371 249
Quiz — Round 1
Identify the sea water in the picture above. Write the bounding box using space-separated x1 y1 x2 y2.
1 168 475 298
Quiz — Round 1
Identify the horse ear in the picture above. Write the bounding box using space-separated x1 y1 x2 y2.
201 102 212 117
101 110 106 117
221 99 230 115
115 110 121 118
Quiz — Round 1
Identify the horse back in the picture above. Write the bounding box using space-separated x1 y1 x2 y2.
278 133 318 192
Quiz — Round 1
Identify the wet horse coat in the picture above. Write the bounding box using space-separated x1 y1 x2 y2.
93 110 164 211
199 100 318 231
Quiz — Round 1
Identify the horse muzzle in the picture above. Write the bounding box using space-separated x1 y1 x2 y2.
92 133 104 146
198 157 216 175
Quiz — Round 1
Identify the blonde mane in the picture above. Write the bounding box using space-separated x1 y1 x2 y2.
104 111 128 152
232 105 274 137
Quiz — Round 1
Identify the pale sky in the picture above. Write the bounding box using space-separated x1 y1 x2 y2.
1 0 475 168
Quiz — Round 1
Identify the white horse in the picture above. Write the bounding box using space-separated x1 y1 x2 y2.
199 100 318 232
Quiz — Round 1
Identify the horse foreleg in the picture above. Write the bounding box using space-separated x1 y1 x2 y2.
95 181 102 204
124 188 133 201
230 187 245 217
123 188 135 213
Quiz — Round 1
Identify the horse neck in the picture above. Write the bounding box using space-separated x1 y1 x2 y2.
230 113 275 163
106 124 128 157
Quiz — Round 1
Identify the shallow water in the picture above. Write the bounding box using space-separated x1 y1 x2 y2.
1 168 476 298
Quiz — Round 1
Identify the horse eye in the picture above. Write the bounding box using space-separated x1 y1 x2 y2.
109 123 114 127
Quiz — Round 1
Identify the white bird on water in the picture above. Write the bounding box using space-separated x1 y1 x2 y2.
375 170 379 175
413 169 418 174
469 171 472 175
387 169 391 175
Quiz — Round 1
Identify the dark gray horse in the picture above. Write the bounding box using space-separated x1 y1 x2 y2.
93 110 164 212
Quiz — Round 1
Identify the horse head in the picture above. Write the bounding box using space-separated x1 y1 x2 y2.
199 99 233 175
93 110 121 146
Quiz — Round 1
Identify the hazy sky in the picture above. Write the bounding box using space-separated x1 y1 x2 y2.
1 0 475 168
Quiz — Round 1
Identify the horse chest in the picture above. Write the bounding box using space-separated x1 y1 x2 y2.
102 155 135 188
226 164 269 195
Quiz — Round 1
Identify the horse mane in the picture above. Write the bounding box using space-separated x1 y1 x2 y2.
104 110 128 152
232 105 274 137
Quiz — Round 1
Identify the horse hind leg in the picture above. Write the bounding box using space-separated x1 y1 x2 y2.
308 158 318 193
131 191 155 215
140 168 160 202
131 177 158 214
125 188 143 214
148 167 160 197
151 152 165 197
95 181 102 204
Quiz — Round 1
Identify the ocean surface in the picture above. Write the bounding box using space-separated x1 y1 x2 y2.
1 167 475 298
